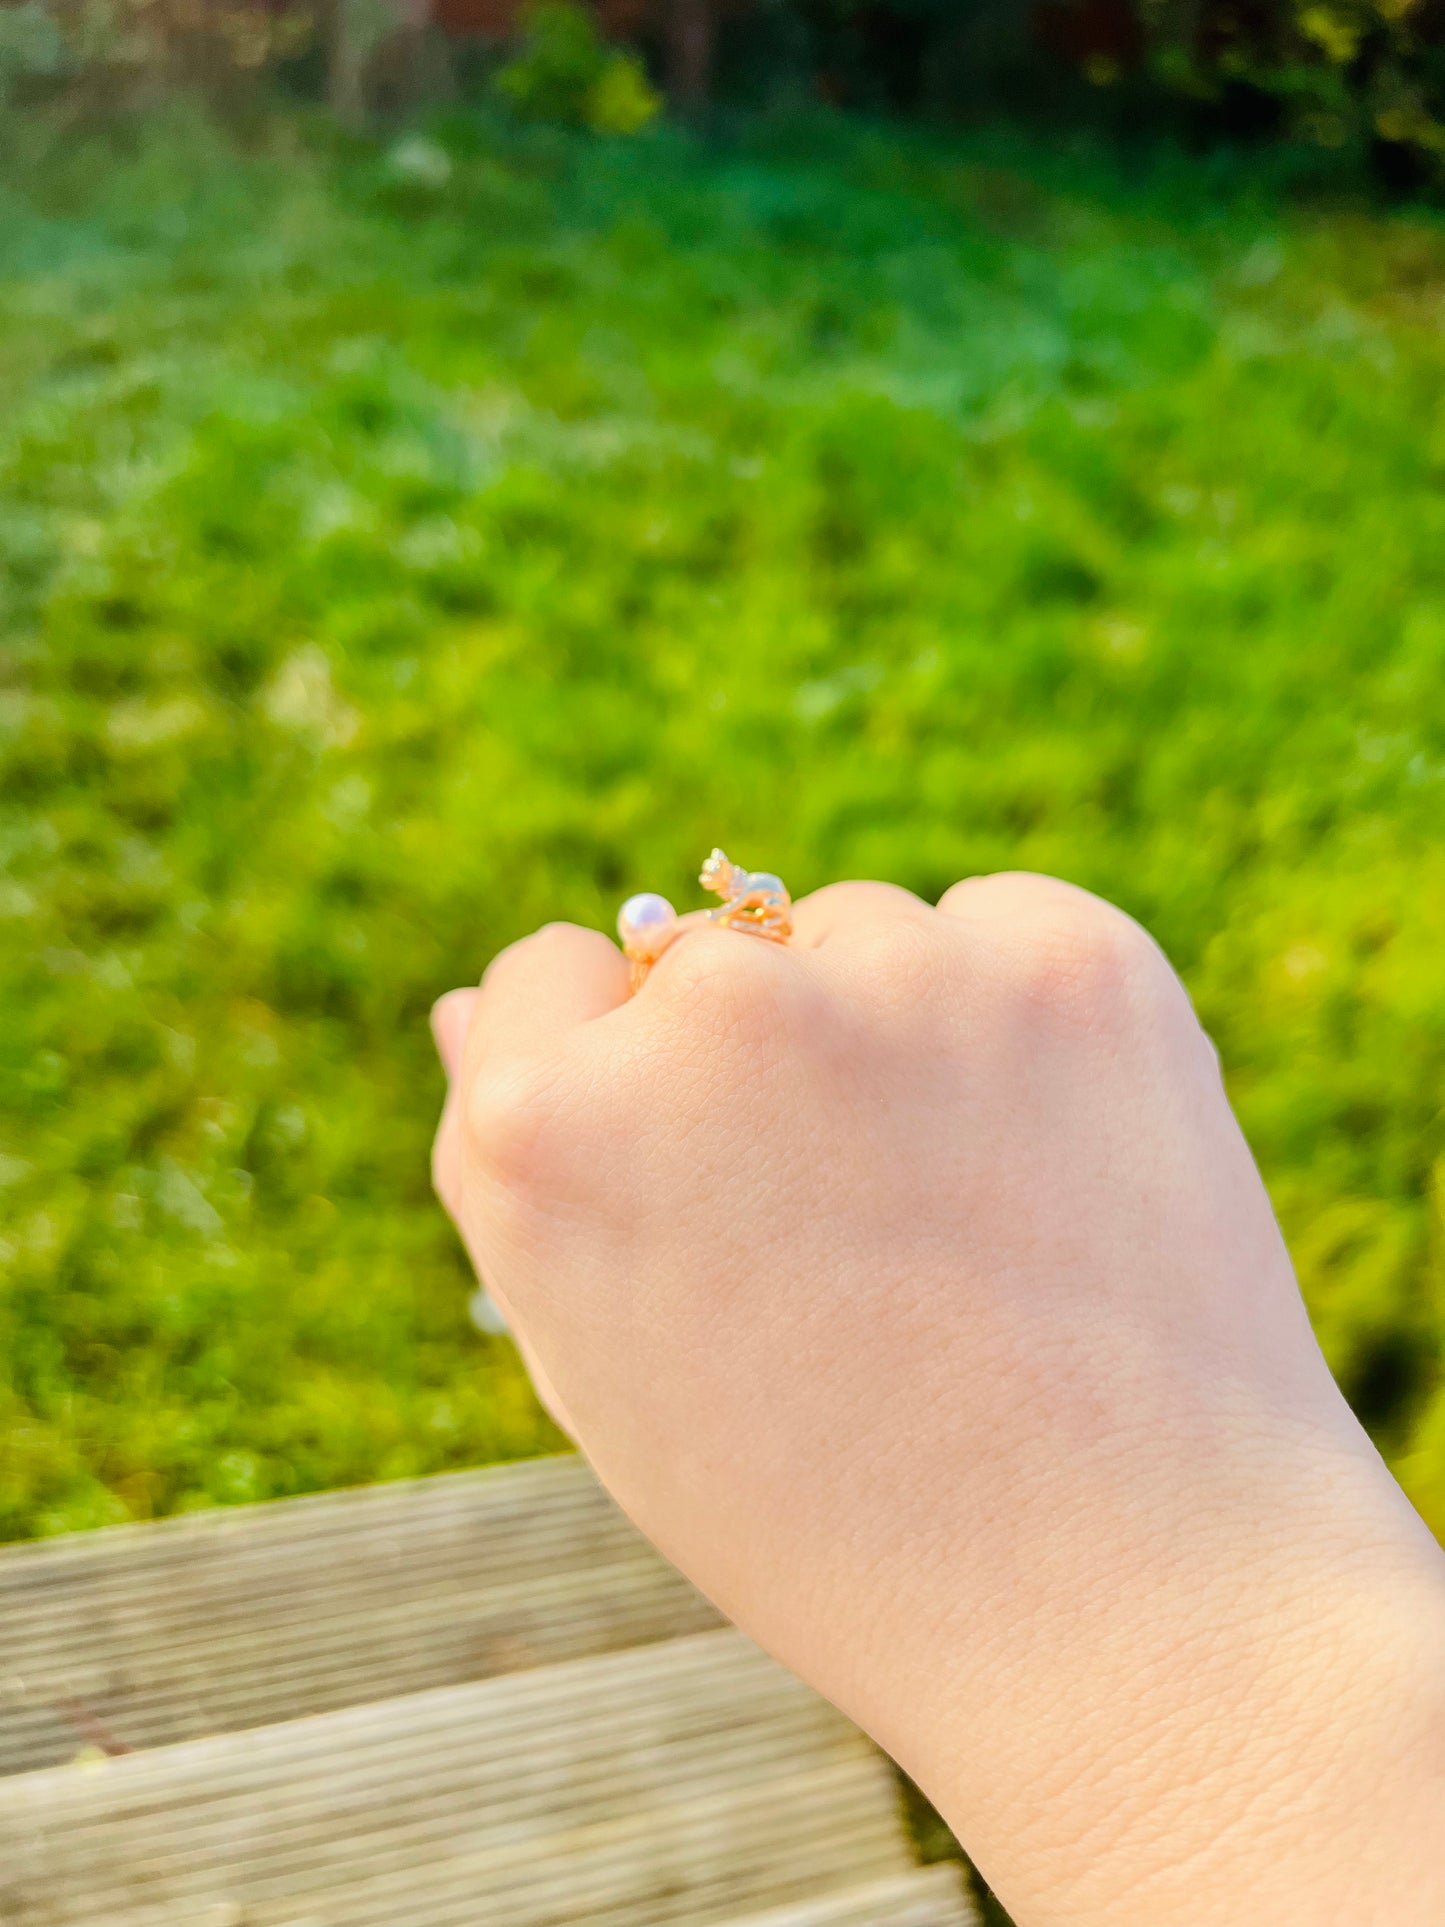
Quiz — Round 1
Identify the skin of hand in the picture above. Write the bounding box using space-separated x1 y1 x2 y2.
431 873 1445 1927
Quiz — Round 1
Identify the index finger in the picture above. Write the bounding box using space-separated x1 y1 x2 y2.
467 922 632 1062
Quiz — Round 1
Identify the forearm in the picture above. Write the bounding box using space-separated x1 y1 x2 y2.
888 1406 1445 1925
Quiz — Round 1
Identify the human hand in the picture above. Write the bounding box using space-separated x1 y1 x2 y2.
432 873 1445 1927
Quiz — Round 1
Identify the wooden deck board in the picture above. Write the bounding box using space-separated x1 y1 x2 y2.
0 1456 718 1775
727 1870 976 1926
0 1632 948 1927
0 1457 979 1926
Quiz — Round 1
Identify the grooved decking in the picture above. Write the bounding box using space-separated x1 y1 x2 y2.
0 1457 977 1926
0 1456 717 1777
725 1873 983 1927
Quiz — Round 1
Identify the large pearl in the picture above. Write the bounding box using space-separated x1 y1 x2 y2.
617 891 677 958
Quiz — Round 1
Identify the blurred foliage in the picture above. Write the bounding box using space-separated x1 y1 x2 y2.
1 106 1444 1551
761 1 1445 184
3 0 1445 184
497 2 659 132
0 0 314 112
1139 0 1445 177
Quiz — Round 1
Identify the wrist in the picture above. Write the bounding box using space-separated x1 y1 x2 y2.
1041 1554 1445 1927
909 1419 1445 1926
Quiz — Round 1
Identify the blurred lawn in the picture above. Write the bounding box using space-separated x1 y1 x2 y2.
1 109 1443 1543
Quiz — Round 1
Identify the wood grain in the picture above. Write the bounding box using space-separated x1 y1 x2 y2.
0 1458 978 1926
0 1457 718 1775
0 1631 973 1926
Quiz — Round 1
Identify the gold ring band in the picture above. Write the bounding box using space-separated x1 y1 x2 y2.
618 849 793 992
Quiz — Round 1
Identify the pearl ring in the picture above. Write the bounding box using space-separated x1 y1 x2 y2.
618 849 793 992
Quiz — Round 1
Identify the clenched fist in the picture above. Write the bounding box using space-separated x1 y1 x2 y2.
433 873 1445 1927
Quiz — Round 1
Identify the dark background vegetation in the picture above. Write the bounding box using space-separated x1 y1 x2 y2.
4 2 1445 183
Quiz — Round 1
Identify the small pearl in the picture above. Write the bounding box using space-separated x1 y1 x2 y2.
612 897 678 971
617 891 677 957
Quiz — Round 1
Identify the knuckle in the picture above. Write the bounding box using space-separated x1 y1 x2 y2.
526 920 584 958
1015 899 1161 1028
843 915 944 996
461 1058 563 1187
811 880 921 922
655 931 783 1027
649 932 815 1080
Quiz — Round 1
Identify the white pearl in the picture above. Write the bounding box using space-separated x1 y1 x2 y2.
617 892 677 954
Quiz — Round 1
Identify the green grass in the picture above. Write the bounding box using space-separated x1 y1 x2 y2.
2 106 1444 1549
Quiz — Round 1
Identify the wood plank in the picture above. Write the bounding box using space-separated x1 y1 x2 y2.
0 1631 917 1927
0 1456 720 1774
726 1869 978 1926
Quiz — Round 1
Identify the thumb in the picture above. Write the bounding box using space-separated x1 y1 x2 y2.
431 986 481 1080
